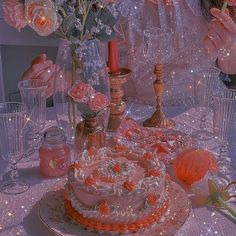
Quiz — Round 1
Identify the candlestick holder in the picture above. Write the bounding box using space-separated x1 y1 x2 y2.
107 68 131 131
143 64 175 128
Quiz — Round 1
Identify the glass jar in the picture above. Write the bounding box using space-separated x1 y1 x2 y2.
39 126 71 177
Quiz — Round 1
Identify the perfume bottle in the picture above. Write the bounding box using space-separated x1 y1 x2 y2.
39 126 71 177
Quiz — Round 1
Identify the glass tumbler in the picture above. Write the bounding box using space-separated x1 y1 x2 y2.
0 102 29 194
191 66 222 141
213 89 236 174
18 79 47 156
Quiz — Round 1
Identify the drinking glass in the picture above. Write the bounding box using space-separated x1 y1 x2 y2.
18 79 47 155
0 102 29 194
143 27 174 63
191 66 222 141
213 89 236 175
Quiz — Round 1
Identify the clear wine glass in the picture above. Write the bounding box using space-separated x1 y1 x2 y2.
0 102 29 194
191 66 222 141
212 89 236 175
143 27 174 64
18 79 47 156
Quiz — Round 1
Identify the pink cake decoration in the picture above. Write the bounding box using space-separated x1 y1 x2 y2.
65 147 170 231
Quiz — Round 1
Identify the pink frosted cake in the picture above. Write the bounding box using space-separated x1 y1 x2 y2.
64 147 170 234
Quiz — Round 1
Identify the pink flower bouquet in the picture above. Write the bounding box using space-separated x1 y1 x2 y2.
2 0 27 32
2 0 121 41
68 82 109 117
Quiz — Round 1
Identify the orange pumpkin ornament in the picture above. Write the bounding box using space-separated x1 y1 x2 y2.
174 148 218 185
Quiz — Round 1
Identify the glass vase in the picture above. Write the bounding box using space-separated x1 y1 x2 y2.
75 114 106 155
53 39 110 144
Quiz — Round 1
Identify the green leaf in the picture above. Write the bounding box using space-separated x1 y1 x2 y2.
77 102 96 117
99 8 120 27
85 8 98 31
96 30 116 42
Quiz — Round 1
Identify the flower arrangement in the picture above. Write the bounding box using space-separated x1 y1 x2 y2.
68 81 109 117
2 0 121 141
192 179 236 221
2 0 120 42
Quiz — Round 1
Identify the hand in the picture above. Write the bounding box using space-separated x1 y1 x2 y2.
204 6 236 74
204 7 236 54
226 0 236 6
22 54 60 97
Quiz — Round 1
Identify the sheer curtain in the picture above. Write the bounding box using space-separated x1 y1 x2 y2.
116 0 212 108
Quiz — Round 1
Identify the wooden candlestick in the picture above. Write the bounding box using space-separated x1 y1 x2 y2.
107 68 131 131
143 64 175 128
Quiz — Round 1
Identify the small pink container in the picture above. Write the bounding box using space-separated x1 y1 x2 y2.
39 126 70 177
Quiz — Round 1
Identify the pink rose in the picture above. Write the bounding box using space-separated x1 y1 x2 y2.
2 0 27 31
25 0 59 36
68 82 94 102
88 92 110 113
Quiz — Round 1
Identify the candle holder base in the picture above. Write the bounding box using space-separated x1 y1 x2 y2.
143 110 175 128
107 113 125 132
107 68 131 132
143 63 175 129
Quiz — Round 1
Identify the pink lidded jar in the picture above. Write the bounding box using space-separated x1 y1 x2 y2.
39 126 71 177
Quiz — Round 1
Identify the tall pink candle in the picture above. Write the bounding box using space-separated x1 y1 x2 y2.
108 40 120 74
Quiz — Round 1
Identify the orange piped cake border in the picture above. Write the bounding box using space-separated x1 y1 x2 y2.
64 195 169 234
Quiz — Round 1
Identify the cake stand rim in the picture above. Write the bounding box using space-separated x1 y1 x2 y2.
38 181 191 236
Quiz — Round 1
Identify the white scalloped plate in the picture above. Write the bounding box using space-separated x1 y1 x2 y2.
38 181 191 236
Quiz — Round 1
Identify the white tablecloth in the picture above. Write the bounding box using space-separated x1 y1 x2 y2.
1 103 236 236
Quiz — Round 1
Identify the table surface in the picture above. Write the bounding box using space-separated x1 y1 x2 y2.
1 103 236 236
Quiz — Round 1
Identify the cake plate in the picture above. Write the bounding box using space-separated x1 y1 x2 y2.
38 181 191 236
